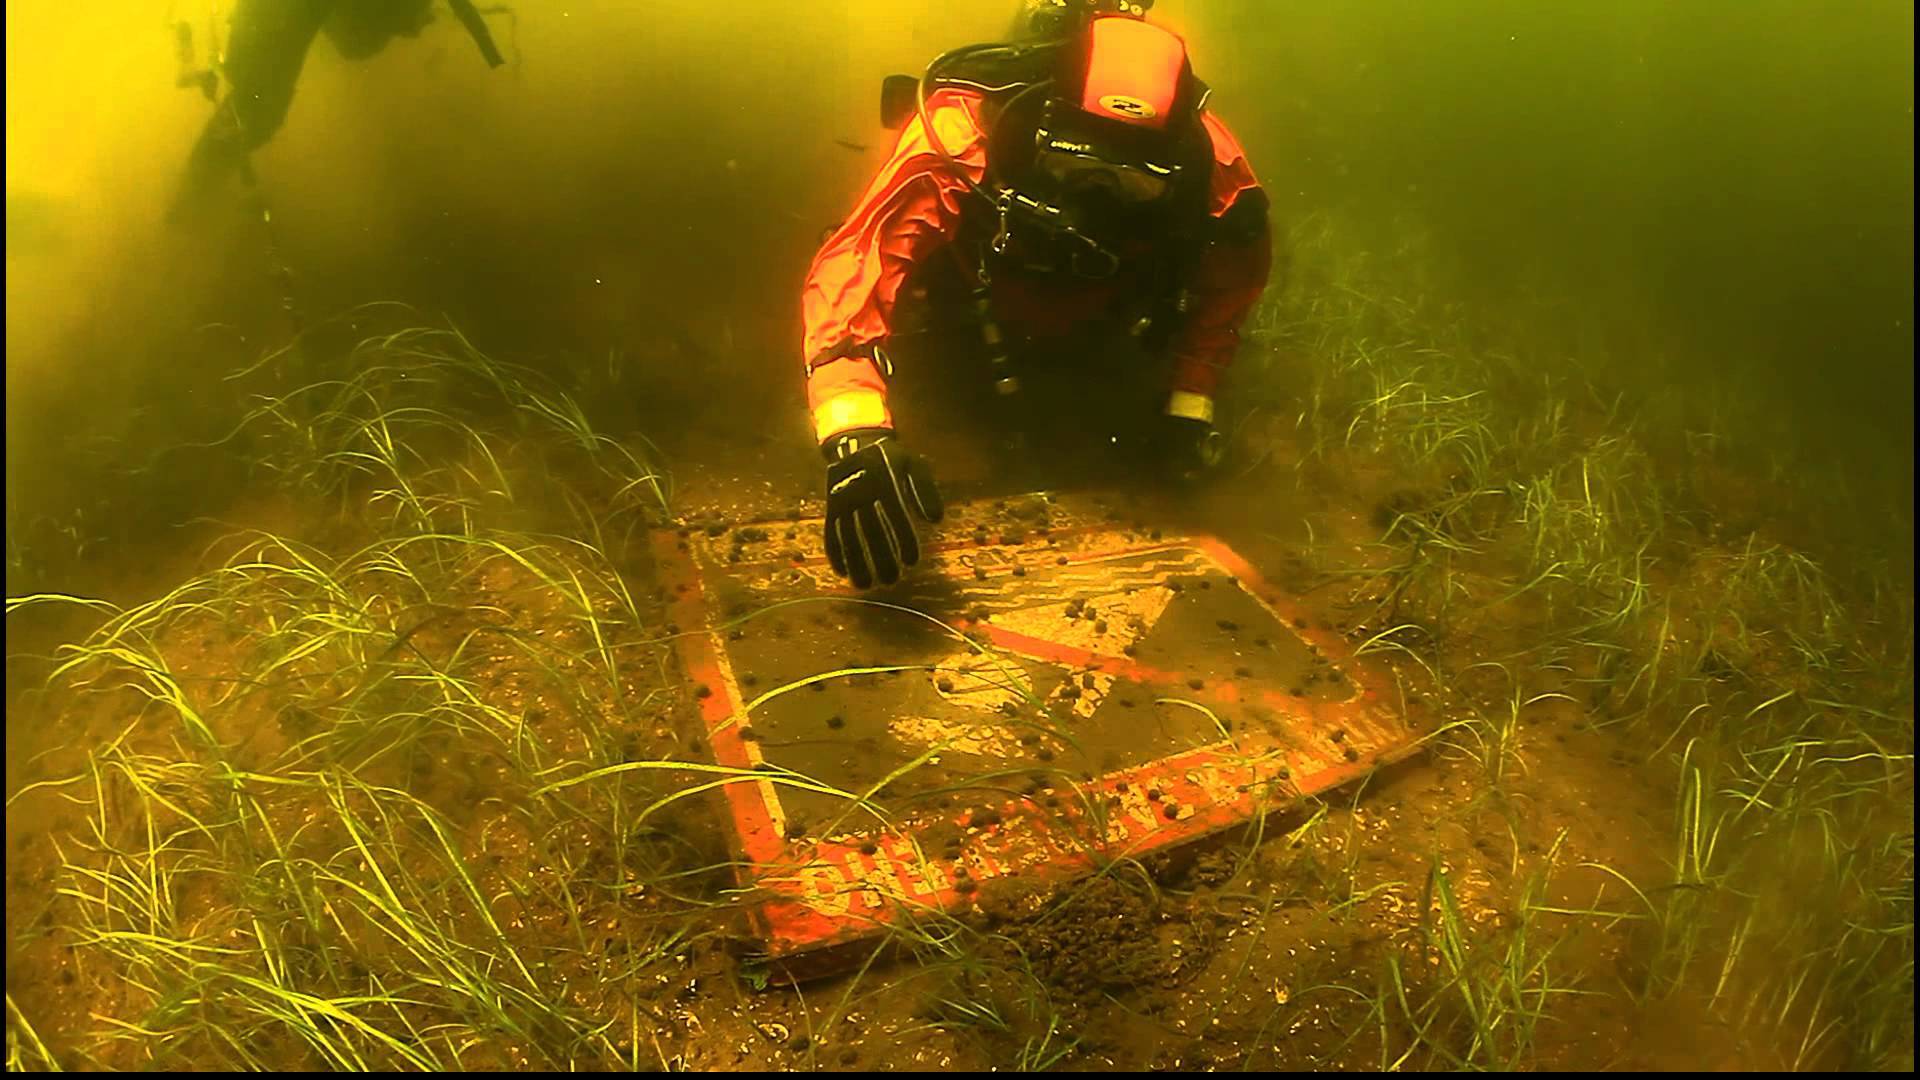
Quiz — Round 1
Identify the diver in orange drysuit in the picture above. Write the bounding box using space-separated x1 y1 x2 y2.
802 4 1273 588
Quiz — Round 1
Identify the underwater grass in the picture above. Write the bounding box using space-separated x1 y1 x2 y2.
1237 210 1915 1070
1 313 735 1069
151 308 674 539
9 542 740 1070
10 253 1913 1073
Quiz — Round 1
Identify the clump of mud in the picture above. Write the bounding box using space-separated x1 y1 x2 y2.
992 873 1217 996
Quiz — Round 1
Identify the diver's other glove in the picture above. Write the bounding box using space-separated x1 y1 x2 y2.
1157 392 1227 483
822 429 944 589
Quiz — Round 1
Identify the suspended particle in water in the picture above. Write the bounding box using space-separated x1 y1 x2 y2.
694 683 713 699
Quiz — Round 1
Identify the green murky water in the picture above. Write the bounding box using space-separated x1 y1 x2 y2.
6 1 1911 1071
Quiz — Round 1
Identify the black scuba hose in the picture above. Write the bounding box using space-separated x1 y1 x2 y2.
916 42 1048 204
916 42 1119 274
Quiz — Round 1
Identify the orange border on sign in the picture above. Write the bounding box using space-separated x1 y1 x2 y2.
651 524 1418 969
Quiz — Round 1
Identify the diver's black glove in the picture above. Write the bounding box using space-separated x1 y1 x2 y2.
1155 411 1226 484
822 430 944 588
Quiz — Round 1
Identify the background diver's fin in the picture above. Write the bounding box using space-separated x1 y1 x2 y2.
447 0 506 69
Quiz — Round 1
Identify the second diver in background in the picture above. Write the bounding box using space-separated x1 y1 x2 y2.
168 0 505 223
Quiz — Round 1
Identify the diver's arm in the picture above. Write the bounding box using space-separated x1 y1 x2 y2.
806 91 979 587
1165 112 1273 419
1167 197 1271 409
800 88 987 445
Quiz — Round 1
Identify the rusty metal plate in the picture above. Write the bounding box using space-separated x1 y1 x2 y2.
653 493 1417 972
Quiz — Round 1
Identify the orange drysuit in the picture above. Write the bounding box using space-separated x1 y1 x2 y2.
800 86 1272 445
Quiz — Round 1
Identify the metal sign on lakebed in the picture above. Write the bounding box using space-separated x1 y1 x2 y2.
652 493 1418 973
